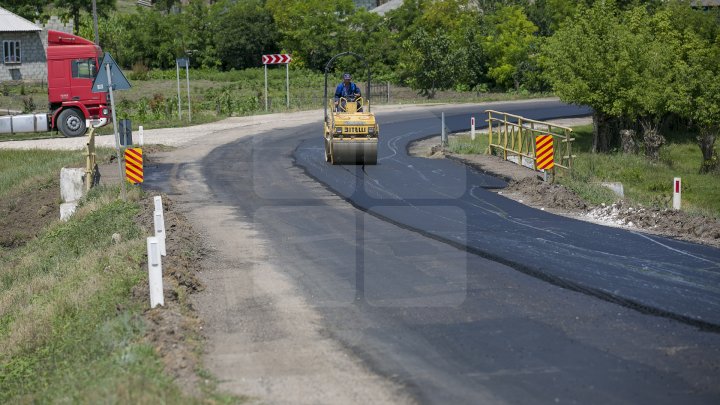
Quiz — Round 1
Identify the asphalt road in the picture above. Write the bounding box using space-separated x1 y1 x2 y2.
158 100 720 404
295 102 720 329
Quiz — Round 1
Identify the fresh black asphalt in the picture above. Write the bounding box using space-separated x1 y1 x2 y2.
295 102 720 330
149 100 720 404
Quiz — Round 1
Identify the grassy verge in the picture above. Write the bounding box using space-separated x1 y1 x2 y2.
0 149 109 197
0 151 239 403
447 124 720 218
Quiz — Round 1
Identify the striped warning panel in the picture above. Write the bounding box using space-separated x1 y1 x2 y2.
535 135 554 170
125 148 143 184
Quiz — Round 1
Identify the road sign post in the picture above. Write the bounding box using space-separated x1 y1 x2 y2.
92 52 132 200
176 58 182 119
262 54 292 111
185 57 191 122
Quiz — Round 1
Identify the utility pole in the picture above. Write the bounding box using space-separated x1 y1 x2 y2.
91 0 99 45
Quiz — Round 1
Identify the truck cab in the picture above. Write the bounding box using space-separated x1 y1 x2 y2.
47 30 110 137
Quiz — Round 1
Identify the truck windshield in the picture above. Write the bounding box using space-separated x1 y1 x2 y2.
72 58 98 79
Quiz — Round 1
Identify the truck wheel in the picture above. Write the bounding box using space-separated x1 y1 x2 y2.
58 109 86 137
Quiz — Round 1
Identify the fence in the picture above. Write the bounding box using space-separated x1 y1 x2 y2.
485 110 576 173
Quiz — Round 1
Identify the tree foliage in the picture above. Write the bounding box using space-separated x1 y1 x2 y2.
211 0 279 70
53 0 116 35
481 5 538 91
399 28 463 98
266 0 355 70
542 0 720 168
1 0 48 22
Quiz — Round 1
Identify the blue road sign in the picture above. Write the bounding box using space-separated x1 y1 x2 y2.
176 57 189 68
92 53 131 93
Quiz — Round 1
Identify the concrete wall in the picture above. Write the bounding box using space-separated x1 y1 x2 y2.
0 16 72 83
0 31 45 82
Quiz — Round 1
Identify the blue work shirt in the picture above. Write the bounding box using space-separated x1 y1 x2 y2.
335 82 361 100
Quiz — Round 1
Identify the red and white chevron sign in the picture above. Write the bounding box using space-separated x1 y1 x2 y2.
262 54 292 64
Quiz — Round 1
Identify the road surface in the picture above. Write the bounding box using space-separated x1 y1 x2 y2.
148 100 720 404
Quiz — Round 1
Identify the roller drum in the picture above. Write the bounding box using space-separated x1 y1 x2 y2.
331 139 377 165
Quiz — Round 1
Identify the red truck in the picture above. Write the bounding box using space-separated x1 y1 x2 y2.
0 30 110 137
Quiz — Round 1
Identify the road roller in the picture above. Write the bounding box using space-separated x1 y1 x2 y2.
323 52 379 165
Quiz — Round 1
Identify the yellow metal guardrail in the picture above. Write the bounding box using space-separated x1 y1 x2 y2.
485 110 576 173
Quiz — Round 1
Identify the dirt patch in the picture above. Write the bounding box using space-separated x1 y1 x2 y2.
502 177 588 211
132 194 208 396
411 137 720 249
0 176 60 249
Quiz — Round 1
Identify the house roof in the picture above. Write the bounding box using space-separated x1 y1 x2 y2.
0 6 42 32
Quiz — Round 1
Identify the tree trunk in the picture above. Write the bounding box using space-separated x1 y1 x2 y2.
592 111 611 153
640 117 665 161
620 129 637 154
698 126 719 174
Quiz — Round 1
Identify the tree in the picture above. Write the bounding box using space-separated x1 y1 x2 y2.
53 0 116 35
346 9 399 79
1 0 48 22
482 5 538 91
398 28 463 98
154 0 180 13
266 0 355 70
181 0 220 69
211 0 279 70
671 30 720 173
541 0 636 152
622 6 682 160
116 7 182 69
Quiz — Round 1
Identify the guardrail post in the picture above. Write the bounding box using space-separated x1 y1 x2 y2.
85 127 96 192
486 111 492 154
147 236 164 308
503 114 508 161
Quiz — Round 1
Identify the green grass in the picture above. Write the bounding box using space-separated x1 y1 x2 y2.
565 125 720 217
447 124 720 218
0 186 190 403
0 151 242 403
0 149 88 197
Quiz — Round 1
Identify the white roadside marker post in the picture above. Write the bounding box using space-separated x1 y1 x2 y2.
153 196 166 256
673 177 681 210
471 116 476 141
139 125 144 147
441 112 447 147
147 236 164 308
154 211 166 256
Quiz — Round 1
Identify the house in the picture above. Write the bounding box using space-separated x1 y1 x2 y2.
0 7 45 81
0 7 73 82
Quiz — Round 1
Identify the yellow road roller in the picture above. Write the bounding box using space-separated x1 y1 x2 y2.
323 52 379 165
